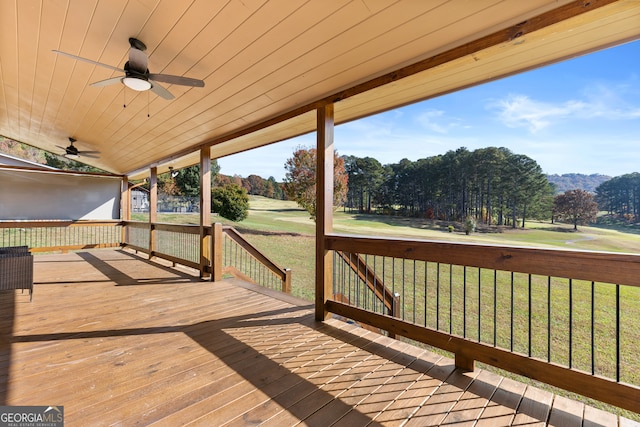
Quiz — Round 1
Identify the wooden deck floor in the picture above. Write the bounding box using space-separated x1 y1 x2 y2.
0 249 638 426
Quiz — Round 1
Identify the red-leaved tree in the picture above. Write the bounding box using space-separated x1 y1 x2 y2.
553 189 598 230
283 147 348 220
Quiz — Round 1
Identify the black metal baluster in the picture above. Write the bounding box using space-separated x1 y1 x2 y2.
616 284 621 382
449 264 453 334
402 259 406 320
382 256 386 315
510 272 514 352
478 267 481 343
413 259 416 324
424 261 428 327
392 258 396 313
436 263 440 331
591 281 595 375
528 274 532 357
493 270 497 347
547 276 551 362
569 278 573 369
365 254 370 311
463 266 467 338
348 253 353 305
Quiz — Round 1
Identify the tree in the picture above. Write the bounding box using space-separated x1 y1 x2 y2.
344 156 384 213
283 147 348 220
267 176 283 200
245 174 265 195
212 183 249 222
505 153 549 228
158 171 181 196
596 173 640 221
43 152 105 173
173 161 220 197
553 189 598 230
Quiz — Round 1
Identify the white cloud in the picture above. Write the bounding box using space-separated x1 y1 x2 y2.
579 83 640 120
415 109 464 134
491 84 640 133
491 95 580 133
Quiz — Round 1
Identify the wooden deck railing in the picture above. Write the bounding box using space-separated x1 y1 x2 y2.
335 250 399 336
122 221 202 270
122 221 291 292
1 220 290 294
211 223 291 293
325 234 640 414
0 220 121 252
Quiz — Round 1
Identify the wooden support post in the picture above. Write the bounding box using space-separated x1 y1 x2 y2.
211 222 223 282
149 167 157 259
455 352 476 372
121 176 129 245
283 269 292 294
315 104 334 321
200 147 211 278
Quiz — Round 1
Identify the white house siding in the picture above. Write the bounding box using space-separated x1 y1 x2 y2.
0 169 121 220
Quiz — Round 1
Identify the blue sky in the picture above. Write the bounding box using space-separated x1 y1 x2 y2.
217 40 640 181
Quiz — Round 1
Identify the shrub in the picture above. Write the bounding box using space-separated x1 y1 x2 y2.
212 184 249 222
464 217 476 235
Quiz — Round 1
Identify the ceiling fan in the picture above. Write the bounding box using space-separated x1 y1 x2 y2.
56 138 99 159
52 38 205 100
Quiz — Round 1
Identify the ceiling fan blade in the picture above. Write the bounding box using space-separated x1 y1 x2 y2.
81 153 100 159
52 50 124 73
128 47 148 73
90 77 123 87
149 81 174 100
148 73 204 87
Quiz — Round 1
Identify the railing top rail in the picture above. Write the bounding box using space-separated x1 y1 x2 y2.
122 221 151 229
0 220 123 228
123 220 212 232
221 225 287 281
153 222 202 234
326 233 640 288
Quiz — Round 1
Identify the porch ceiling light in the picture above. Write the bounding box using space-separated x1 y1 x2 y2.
122 77 152 91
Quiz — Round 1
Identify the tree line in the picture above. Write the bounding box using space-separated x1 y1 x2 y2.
595 172 640 222
217 173 284 200
279 145 614 230
343 147 554 227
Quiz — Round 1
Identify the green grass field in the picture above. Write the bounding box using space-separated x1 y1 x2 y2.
135 195 640 299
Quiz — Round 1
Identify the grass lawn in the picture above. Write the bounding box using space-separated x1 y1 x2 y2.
136 195 640 300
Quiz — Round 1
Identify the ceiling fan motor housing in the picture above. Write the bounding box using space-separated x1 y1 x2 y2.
123 61 152 91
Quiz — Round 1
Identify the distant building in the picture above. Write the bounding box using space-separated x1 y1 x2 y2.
131 188 149 212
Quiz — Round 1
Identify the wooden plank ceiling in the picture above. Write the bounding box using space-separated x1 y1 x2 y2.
1 0 639 179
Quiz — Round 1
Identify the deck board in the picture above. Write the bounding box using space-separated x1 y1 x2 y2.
0 249 635 426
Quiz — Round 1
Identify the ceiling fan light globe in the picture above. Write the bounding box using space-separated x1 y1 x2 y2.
122 77 152 91
64 153 79 159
